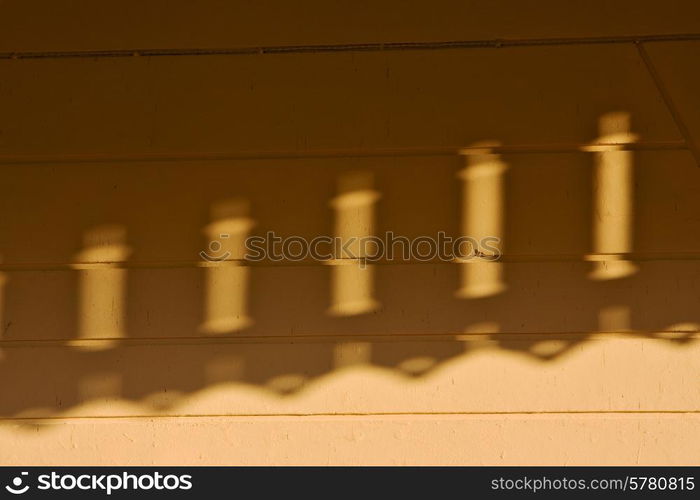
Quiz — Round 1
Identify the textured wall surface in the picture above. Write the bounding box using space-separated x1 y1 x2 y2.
1 0 699 465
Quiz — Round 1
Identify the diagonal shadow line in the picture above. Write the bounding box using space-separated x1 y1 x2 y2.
636 42 700 167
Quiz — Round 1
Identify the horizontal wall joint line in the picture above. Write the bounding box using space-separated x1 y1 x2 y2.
0 141 687 165
3 251 700 272
0 331 697 348
1 33 700 60
2 410 700 423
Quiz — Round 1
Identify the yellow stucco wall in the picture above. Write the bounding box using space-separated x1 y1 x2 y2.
1 0 699 465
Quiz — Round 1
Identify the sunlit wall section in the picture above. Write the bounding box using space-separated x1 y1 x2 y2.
456 143 508 299
201 199 255 334
589 112 638 280
71 225 130 350
0 256 5 351
328 171 380 316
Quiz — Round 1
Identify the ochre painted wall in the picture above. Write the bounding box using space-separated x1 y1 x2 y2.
1 1 700 465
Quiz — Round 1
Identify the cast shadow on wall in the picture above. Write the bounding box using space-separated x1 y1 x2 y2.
0 113 699 418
